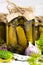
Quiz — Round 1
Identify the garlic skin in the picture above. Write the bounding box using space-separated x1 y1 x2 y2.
25 42 41 56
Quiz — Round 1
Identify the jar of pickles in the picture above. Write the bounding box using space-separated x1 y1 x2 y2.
37 19 43 54
39 22 43 39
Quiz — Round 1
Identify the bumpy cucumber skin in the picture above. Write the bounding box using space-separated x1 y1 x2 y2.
0 50 13 60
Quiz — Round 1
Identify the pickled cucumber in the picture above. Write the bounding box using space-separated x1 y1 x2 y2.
24 21 33 43
0 50 13 60
16 26 27 47
8 25 17 47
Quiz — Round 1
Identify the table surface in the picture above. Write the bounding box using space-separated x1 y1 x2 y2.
10 60 29 65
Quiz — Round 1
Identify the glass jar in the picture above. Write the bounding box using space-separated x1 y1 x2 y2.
0 22 6 46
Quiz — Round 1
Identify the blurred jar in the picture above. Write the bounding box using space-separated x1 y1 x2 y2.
7 16 27 54
37 18 43 54
39 21 43 39
0 22 6 46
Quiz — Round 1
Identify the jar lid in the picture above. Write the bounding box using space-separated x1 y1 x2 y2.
23 10 35 20
7 13 22 22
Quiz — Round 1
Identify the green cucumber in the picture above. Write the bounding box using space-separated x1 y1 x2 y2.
0 50 13 60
